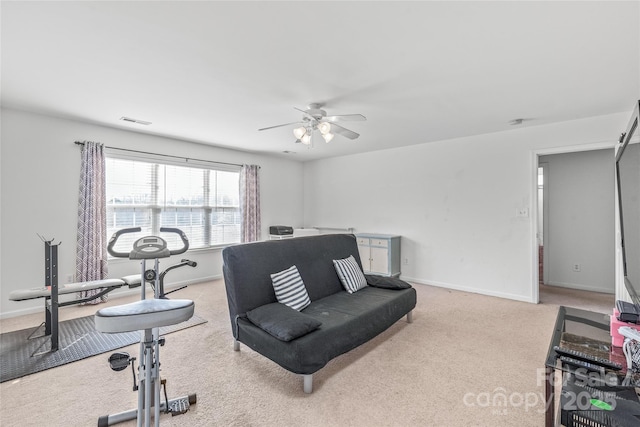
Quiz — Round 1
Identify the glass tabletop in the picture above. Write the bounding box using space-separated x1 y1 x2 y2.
546 306 640 385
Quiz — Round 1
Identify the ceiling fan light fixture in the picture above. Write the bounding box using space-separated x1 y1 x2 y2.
262 104 366 147
318 122 331 135
293 126 306 139
322 132 334 143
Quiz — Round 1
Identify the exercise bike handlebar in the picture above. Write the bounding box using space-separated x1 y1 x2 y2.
107 227 142 258
159 227 189 255
107 227 189 258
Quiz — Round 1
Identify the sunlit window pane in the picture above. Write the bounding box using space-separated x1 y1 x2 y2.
105 157 240 254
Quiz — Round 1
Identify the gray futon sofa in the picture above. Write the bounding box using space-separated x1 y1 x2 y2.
222 233 417 393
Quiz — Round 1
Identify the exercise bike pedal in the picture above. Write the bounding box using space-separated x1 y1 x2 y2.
108 352 131 372
169 398 190 416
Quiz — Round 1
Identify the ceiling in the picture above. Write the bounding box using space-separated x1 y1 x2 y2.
2 1 639 162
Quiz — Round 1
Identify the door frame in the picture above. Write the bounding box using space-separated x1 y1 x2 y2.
538 162 549 285
530 141 617 303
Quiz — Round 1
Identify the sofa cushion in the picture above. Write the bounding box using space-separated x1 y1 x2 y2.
365 274 412 290
246 303 322 342
270 265 311 311
236 286 417 374
333 255 367 293
222 235 364 325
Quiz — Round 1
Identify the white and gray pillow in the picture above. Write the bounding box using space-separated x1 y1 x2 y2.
333 255 367 293
270 265 311 311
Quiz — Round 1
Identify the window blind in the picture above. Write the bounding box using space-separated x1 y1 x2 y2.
106 156 240 255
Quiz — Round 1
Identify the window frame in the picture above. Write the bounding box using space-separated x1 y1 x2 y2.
105 149 241 256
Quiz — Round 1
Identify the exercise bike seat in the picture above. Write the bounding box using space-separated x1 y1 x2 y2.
95 299 195 334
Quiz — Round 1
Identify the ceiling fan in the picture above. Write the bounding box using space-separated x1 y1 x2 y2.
258 103 366 146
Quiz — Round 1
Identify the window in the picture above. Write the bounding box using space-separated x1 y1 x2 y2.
105 155 240 254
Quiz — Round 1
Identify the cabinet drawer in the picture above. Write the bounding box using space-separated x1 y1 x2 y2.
357 237 370 245
370 239 388 248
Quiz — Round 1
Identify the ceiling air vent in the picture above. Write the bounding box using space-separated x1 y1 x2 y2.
120 116 152 126
508 118 533 126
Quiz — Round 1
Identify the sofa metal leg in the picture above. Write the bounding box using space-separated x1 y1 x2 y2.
303 374 313 394
233 339 240 351
407 311 413 323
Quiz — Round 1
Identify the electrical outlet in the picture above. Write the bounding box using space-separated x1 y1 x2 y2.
67 274 74 283
403 258 409 265
516 207 529 218
572 264 581 272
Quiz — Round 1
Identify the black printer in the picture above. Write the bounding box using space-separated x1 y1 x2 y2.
269 225 294 235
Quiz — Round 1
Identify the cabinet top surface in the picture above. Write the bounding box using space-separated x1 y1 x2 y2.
355 233 400 239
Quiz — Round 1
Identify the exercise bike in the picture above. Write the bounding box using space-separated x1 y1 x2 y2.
95 227 197 427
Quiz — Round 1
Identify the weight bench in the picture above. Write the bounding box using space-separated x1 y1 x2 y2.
8 251 142 354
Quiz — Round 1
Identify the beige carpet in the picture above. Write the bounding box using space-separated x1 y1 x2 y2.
0 280 613 426
539 283 614 314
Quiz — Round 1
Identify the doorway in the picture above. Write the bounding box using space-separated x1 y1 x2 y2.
536 149 616 304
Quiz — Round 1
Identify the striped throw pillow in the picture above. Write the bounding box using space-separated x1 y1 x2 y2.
270 265 311 311
333 255 368 293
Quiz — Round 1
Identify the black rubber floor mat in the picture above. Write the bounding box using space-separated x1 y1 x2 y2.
0 313 207 383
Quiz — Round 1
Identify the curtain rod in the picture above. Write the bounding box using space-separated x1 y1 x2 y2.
74 141 248 168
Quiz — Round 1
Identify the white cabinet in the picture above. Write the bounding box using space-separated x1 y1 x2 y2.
356 234 401 277
269 228 320 240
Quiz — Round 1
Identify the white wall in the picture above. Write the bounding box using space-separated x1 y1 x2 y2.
0 108 630 318
0 108 304 317
304 112 628 303
539 149 615 293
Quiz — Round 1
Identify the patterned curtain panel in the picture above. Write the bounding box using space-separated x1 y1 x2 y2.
240 164 261 243
75 141 108 304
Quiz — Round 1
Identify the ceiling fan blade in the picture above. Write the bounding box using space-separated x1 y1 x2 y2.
330 123 360 140
325 114 366 122
294 107 321 120
258 121 302 131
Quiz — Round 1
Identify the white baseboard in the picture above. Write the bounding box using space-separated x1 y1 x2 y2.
401 275 538 304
